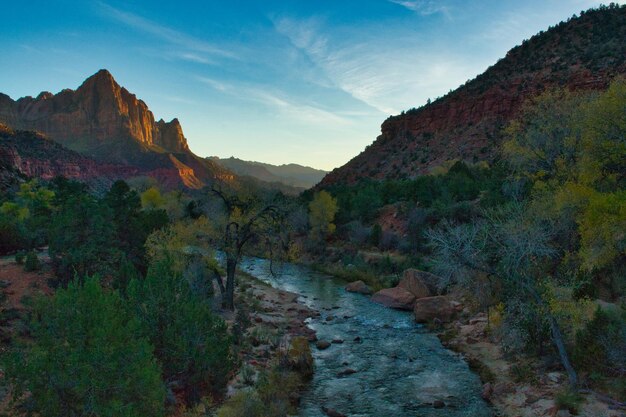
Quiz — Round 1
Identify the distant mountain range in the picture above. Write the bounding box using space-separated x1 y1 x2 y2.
320 5 626 186
209 157 327 190
0 69 233 190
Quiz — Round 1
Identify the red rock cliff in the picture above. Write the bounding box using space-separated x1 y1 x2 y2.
320 6 626 186
0 69 190 162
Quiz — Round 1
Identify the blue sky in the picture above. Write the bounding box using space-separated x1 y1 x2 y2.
0 0 614 170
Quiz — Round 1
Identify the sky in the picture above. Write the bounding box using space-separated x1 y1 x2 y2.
0 0 615 171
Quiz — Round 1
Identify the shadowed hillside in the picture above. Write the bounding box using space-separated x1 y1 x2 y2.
320 5 626 186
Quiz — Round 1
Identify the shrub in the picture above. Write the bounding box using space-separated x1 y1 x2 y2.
217 389 264 417
3 277 165 417
14 251 26 265
127 258 234 404
510 362 538 384
23 250 40 272
280 337 314 378
573 306 626 377
554 388 583 414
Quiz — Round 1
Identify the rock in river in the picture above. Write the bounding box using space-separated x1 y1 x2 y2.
345 280 373 295
316 340 331 350
398 269 434 298
371 286 416 310
322 406 347 417
413 296 457 323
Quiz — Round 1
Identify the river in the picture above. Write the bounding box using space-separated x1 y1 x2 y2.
239 257 493 417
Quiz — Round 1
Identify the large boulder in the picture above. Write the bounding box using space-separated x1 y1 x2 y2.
371 287 416 310
401 269 441 295
345 280 373 295
413 296 456 323
398 269 432 299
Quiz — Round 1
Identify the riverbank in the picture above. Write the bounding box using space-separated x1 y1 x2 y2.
437 312 625 417
213 270 318 415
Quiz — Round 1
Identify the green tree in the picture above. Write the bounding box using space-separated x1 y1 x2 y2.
308 190 338 242
4 277 165 417
127 258 233 404
104 180 169 280
48 194 119 285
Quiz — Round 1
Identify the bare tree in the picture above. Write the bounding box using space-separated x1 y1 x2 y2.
426 203 579 387
211 185 288 310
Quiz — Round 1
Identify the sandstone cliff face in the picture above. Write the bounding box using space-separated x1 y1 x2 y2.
0 124 139 191
320 6 626 186
0 124 214 192
0 70 236 189
0 70 189 163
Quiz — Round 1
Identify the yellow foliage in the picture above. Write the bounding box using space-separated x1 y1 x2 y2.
17 179 55 208
308 190 338 241
140 187 165 210
488 302 505 330
545 282 596 337
578 191 626 271
145 217 217 273
0 202 29 221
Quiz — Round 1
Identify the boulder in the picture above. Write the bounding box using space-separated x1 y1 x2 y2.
401 269 441 295
345 280 373 295
481 382 493 401
316 340 331 350
322 406 347 417
398 269 432 299
337 368 357 377
371 287 416 310
413 296 456 323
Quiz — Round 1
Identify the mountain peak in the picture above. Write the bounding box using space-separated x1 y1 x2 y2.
0 69 191 163
91 68 115 82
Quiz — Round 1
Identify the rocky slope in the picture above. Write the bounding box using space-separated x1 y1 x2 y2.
210 156 327 189
0 70 232 189
0 124 137 191
320 5 626 186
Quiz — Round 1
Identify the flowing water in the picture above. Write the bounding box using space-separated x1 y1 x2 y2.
239 258 493 417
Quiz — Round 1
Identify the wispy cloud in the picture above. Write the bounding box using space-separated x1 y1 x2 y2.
97 2 236 60
272 16 478 115
388 0 451 17
197 76 352 126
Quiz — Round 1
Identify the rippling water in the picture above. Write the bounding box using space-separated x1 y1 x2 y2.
239 258 493 417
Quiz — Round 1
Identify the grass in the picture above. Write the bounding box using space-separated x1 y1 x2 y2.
466 356 497 384
311 262 388 292
554 388 583 414
510 362 538 385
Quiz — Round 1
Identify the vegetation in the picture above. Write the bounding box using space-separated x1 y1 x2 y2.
4 277 166 417
1 8 625 413
308 190 338 243
127 258 233 404
426 79 626 392
207 184 290 310
216 337 312 417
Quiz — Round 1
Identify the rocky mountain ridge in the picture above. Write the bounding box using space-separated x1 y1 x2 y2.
0 70 233 189
210 156 327 189
320 5 626 186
